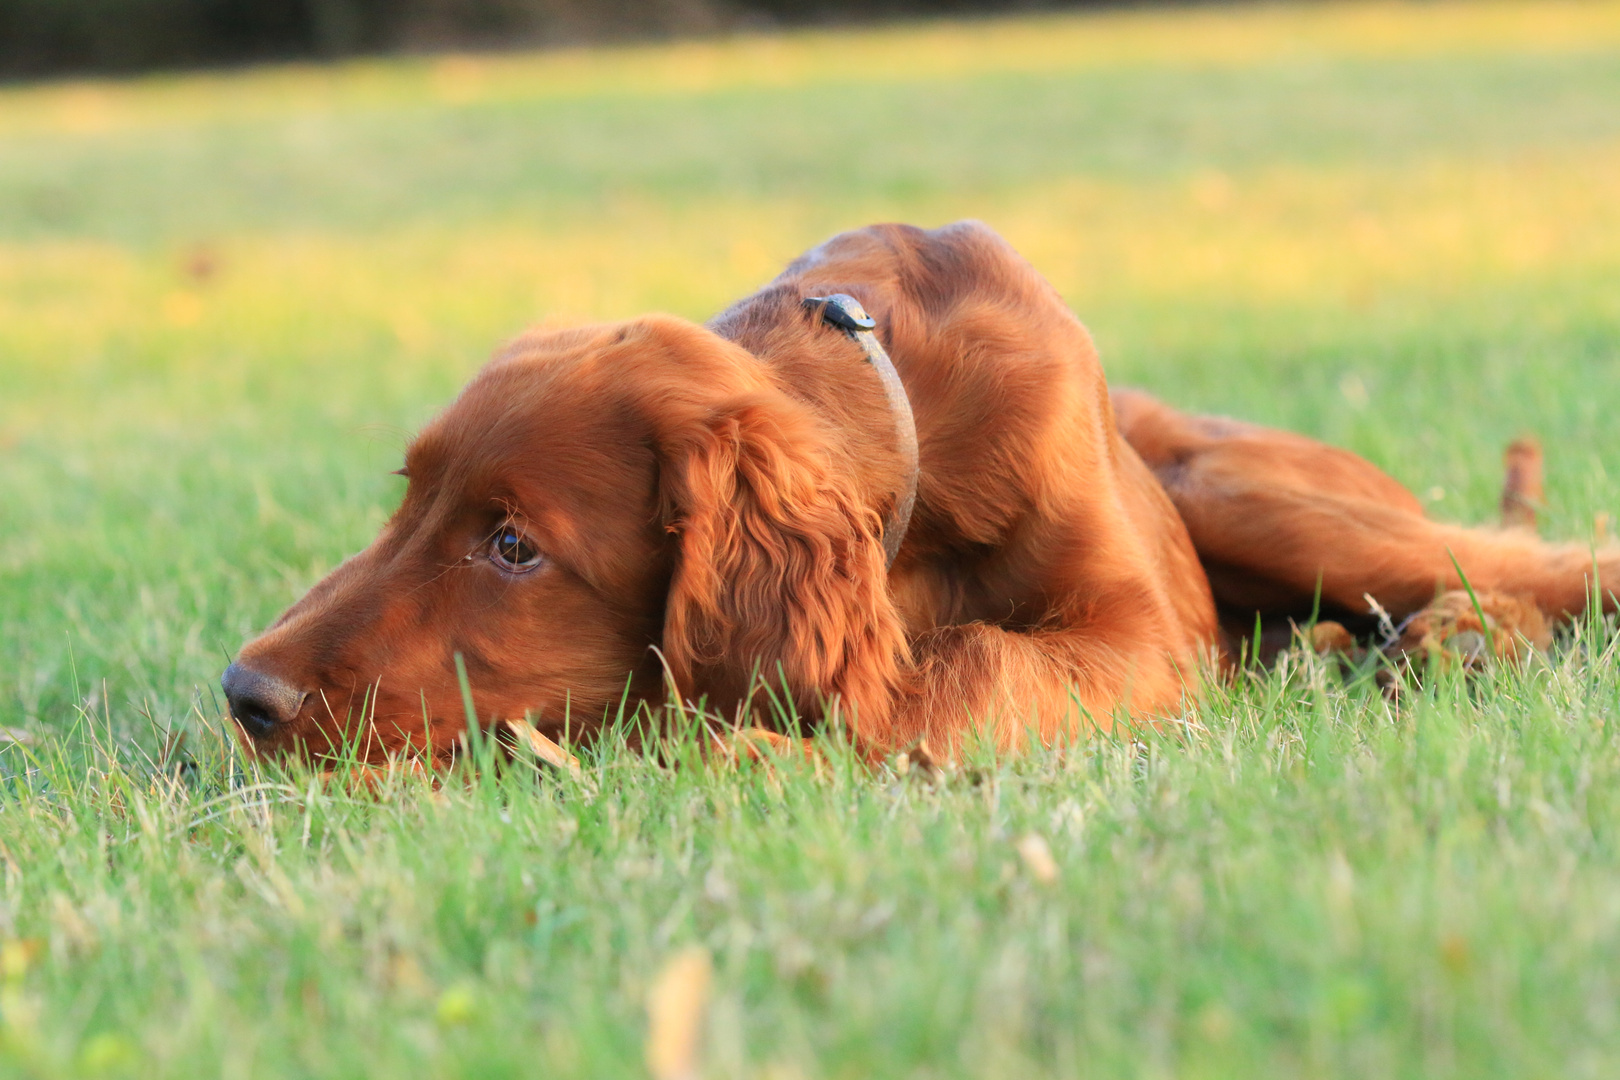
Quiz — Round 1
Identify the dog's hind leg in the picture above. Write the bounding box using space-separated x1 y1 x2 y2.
1112 389 1620 629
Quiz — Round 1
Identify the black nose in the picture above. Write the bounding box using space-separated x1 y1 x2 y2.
221 663 308 738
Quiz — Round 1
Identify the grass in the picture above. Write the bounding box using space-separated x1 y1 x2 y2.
4 0 1620 1075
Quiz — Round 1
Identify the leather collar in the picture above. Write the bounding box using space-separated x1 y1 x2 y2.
802 294 919 568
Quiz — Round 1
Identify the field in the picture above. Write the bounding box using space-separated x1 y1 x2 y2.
5 0 1620 1075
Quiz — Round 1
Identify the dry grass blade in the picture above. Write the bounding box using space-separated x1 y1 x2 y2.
503 719 582 777
646 946 713 1080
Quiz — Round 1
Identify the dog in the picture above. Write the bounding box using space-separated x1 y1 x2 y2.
222 221 1618 764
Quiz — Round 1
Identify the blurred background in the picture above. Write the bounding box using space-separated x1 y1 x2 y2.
4 0 1170 78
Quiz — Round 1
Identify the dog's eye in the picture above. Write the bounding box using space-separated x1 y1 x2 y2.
489 526 543 573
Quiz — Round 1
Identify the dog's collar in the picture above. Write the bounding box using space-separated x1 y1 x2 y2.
802 294 919 568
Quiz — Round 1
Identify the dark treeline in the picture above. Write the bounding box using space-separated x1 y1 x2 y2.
0 0 1185 79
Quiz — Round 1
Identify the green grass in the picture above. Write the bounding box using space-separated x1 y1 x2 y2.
5 1 1620 1075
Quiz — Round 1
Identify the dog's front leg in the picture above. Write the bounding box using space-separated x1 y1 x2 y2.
867 617 1199 760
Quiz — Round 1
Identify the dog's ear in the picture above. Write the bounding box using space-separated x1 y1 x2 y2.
658 389 906 735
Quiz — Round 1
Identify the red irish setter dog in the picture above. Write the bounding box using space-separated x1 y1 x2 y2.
223 221 1616 764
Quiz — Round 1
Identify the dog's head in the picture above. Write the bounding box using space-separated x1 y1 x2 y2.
223 315 904 761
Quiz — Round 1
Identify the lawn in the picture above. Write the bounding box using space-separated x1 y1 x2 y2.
5 0 1620 1075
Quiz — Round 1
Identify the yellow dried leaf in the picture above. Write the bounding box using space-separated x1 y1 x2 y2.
1016 833 1059 884
646 946 712 1080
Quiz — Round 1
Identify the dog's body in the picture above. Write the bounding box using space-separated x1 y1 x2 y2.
224 222 1618 762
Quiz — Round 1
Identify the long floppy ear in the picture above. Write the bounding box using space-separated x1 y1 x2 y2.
659 389 907 737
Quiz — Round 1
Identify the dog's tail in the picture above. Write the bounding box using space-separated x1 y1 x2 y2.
1501 436 1543 533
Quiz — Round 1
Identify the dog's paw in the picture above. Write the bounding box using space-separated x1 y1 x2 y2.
1387 590 1551 669
718 727 826 776
1308 620 1361 658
